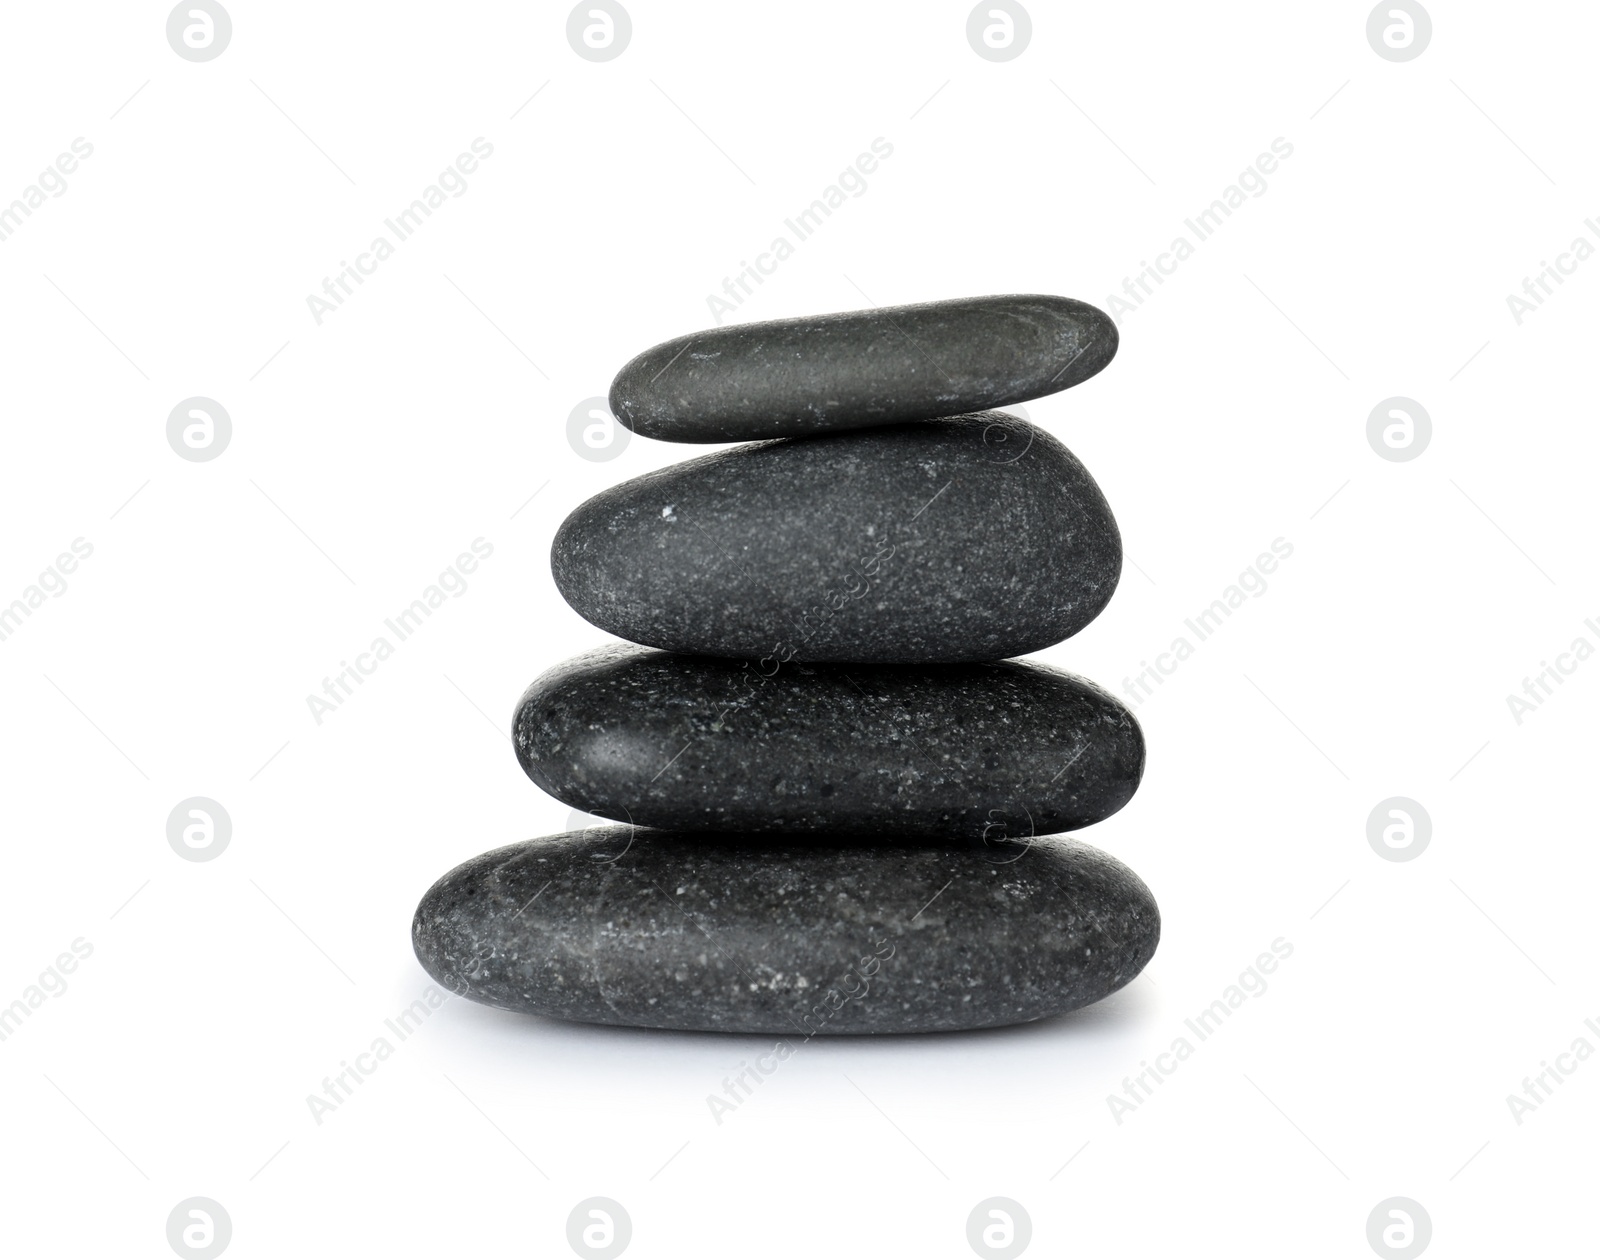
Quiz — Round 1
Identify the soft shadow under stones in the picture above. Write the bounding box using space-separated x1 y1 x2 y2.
437 970 1158 1051
567 796 1047 863
571 825 1041 864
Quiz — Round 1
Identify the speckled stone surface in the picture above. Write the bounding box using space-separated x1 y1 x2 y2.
411 827 1159 1034
551 412 1121 663
513 645 1144 838
609 295 1118 443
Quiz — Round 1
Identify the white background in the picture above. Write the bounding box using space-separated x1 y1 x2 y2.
1 2 1594 1256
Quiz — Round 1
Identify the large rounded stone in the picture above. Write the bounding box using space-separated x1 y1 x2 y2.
551 413 1121 663
411 828 1159 1034
609 294 1117 442
513 645 1144 838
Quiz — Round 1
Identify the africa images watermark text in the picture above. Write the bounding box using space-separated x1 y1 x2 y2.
1102 137 1293 321
705 137 894 324
304 138 494 325
306 538 492 724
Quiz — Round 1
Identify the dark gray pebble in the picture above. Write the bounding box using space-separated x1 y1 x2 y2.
551 412 1121 663
513 645 1143 838
411 828 1159 1034
609 294 1117 442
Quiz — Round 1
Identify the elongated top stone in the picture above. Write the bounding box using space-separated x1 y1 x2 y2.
514 645 1144 837
609 294 1118 442
411 828 1160 1034
551 413 1121 663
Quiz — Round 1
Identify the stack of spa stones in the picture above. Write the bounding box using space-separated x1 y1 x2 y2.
412 295 1159 1035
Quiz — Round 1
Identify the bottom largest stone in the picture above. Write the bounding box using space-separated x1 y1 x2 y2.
411 827 1159 1035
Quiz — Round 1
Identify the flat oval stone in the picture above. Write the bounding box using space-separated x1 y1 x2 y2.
411 829 1159 1034
513 645 1144 837
552 413 1121 663
609 294 1117 442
